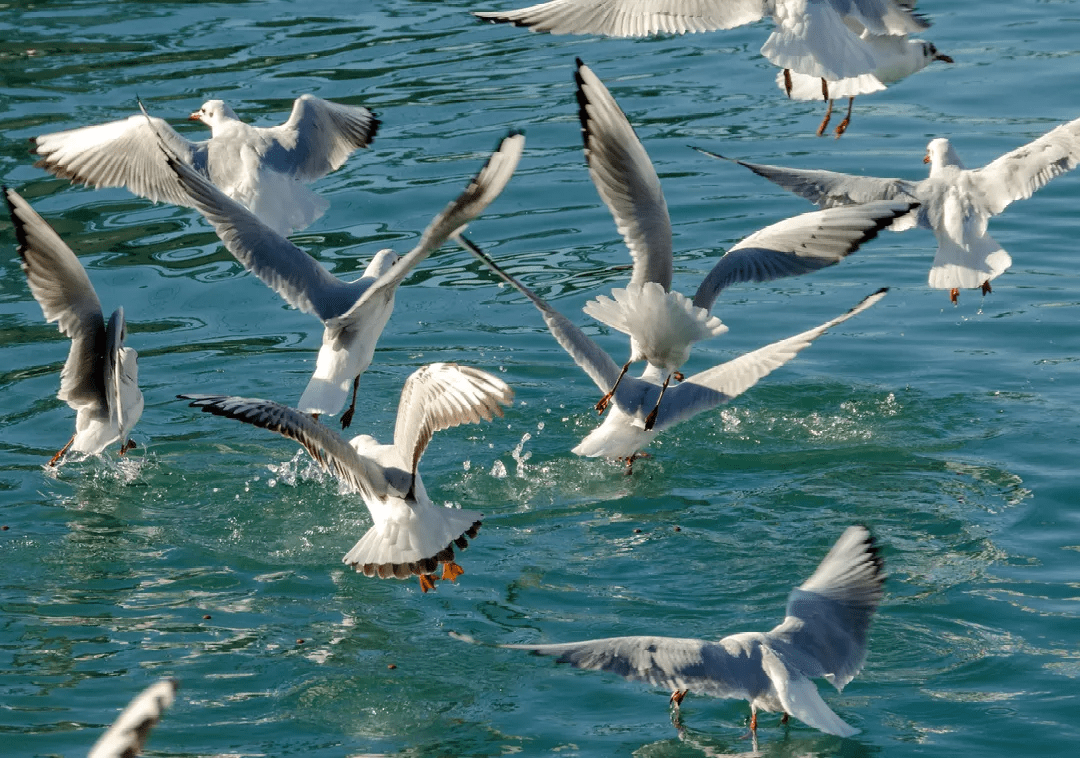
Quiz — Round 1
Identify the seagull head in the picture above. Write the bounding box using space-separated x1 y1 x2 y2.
924 138 965 173
189 100 239 132
364 248 400 279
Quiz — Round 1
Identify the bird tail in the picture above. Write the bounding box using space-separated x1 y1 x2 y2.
584 282 727 351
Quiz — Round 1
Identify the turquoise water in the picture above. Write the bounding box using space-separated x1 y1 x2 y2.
2 0 1079 755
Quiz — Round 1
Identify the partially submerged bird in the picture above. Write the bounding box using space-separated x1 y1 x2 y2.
32 95 379 236
475 0 930 132
87 678 177 758
180 362 513 591
6 187 144 465
573 59 913 433
459 236 889 472
163 130 524 428
697 116 1080 300
471 525 885 737
779 33 953 137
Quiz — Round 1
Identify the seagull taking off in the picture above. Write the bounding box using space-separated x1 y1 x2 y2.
180 362 513 591
87 678 177 758
164 130 524 428
697 115 1080 300
32 95 379 236
463 525 885 737
6 187 144 465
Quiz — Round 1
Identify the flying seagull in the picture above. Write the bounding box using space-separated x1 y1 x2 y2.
164 130 524 428
6 187 144 465
32 95 379 236
180 362 513 591
474 0 930 131
87 678 177 758
696 115 1080 300
461 525 885 737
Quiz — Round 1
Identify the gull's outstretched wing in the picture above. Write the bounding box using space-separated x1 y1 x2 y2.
162 147 353 322
971 116 1080 216
393 363 514 477
331 131 525 327
87 678 177 758
6 187 107 413
457 236 624 394
262 94 380 181
695 148 918 210
33 113 204 207
769 524 885 691
692 201 915 312
474 0 766 37
576 59 672 289
500 635 759 700
179 394 402 499
654 289 886 430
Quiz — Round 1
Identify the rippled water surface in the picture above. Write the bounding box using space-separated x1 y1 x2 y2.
2 1 1079 756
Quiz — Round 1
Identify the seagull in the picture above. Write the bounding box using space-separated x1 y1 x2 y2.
474 1 929 124
180 362 514 592
459 235 889 472
163 130 524 428
696 115 1080 300
467 525 885 737
32 95 379 236
524 59 910 445
778 32 952 137
87 678 177 758
6 187 144 466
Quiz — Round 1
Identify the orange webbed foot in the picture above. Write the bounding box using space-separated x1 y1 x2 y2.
950 288 960 304
418 574 437 593
441 561 465 582
981 280 992 296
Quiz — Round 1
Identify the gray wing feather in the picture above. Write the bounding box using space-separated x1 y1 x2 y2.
973 116 1080 216
576 59 672 288
502 636 757 699
474 0 766 37
393 363 514 476
87 678 177 758
331 132 525 326
33 113 205 207
6 187 108 413
179 394 393 500
769 525 885 691
692 201 916 312
161 148 353 322
655 289 886 430
458 238 624 393
262 95 379 181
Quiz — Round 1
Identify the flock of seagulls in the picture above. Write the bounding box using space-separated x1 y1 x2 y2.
8 1 1079 752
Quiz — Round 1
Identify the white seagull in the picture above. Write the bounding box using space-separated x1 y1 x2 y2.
506 59 909 458
473 524 885 737
698 116 1080 300
778 32 952 137
87 678 177 758
180 362 513 592
163 131 524 428
475 1 929 119
6 187 144 466
459 237 889 472
32 95 379 236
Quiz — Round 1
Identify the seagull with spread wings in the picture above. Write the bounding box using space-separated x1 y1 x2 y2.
32 95 379 236
697 115 1080 301
163 130 524 428
6 187 144 466
181 362 513 591
459 525 884 737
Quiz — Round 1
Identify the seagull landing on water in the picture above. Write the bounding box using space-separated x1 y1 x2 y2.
455 525 885 738
162 130 524 428
87 678 176 758
6 188 144 466
778 33 952 137
474 1 930 134
697 115 1080 301
180 362 513 592
32 95 379 237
